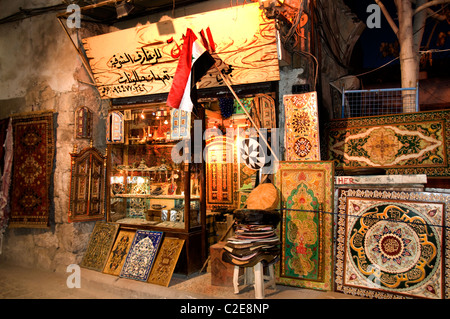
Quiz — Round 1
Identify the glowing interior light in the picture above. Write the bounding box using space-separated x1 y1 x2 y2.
111 176 124 183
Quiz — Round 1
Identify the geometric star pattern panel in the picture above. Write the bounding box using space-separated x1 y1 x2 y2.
335 188 450 299
326 110 450 177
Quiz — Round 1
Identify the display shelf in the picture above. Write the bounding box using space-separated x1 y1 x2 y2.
105 104 207 275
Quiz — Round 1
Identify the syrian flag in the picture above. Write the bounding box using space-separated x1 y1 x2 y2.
167 28 216 112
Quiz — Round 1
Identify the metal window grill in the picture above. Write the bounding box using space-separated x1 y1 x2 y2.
341 86 419 118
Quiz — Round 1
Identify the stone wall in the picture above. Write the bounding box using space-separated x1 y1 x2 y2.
0 3 110 272
0 0 308 273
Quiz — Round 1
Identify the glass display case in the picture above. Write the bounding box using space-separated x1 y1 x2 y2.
105 104 206 274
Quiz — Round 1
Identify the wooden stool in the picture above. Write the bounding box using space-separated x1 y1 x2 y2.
233 262 276 299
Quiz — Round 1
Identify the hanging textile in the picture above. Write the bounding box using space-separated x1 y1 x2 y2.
0 118 13 254
9 111 55 228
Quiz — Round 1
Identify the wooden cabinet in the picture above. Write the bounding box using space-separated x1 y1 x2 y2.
69 144 106 223
105 104 206 275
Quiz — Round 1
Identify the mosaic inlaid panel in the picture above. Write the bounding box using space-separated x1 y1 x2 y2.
284 92 320 161
335 188 450 299
80 222 119 271
119 230 163 281
147 237 185 286
326 110 450 177
274 161 334 291
103 229 136 276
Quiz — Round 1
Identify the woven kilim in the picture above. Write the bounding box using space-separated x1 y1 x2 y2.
9 111 55 228
80 221 119 271
103 229 136 276
120 230 163 281
335 188 450 299
147 237 185 286
326 110 450 177
274 161 334 291
284 92 320 161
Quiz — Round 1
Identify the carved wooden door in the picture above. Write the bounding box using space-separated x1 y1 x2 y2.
69 146 106 222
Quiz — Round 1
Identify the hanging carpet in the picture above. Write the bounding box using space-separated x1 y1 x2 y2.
9 111 55 228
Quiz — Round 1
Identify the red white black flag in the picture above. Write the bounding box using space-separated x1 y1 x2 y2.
167 28 215 112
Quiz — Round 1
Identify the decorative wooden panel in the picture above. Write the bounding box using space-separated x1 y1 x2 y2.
69 145 106 222
82 3 279 99
74 106 93 139
255 94 276 129
205 136 238 210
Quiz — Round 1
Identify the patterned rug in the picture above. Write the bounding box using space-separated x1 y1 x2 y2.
284 92 320 161
120 230 163 281
9 111 55 228
147 237 185 286
335 188 450 299
326 110 450 177
274 161 334 291
80 222 119 271
103 229 136 276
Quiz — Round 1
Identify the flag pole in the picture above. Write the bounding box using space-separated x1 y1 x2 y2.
214 65 280 163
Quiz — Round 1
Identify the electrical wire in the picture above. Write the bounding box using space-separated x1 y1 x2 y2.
0 3 68 25
293 50 318 91
352 56 400 77
346 48 450 79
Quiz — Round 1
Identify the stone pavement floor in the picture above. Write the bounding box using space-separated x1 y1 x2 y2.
0 261 359 300
0 261 438 319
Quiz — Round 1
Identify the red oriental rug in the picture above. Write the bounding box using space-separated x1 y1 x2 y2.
9 111 55 228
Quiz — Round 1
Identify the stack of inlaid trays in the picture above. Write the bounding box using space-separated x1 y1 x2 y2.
222 209 280 267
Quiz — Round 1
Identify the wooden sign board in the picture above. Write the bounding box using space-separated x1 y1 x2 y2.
82 3 280 99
